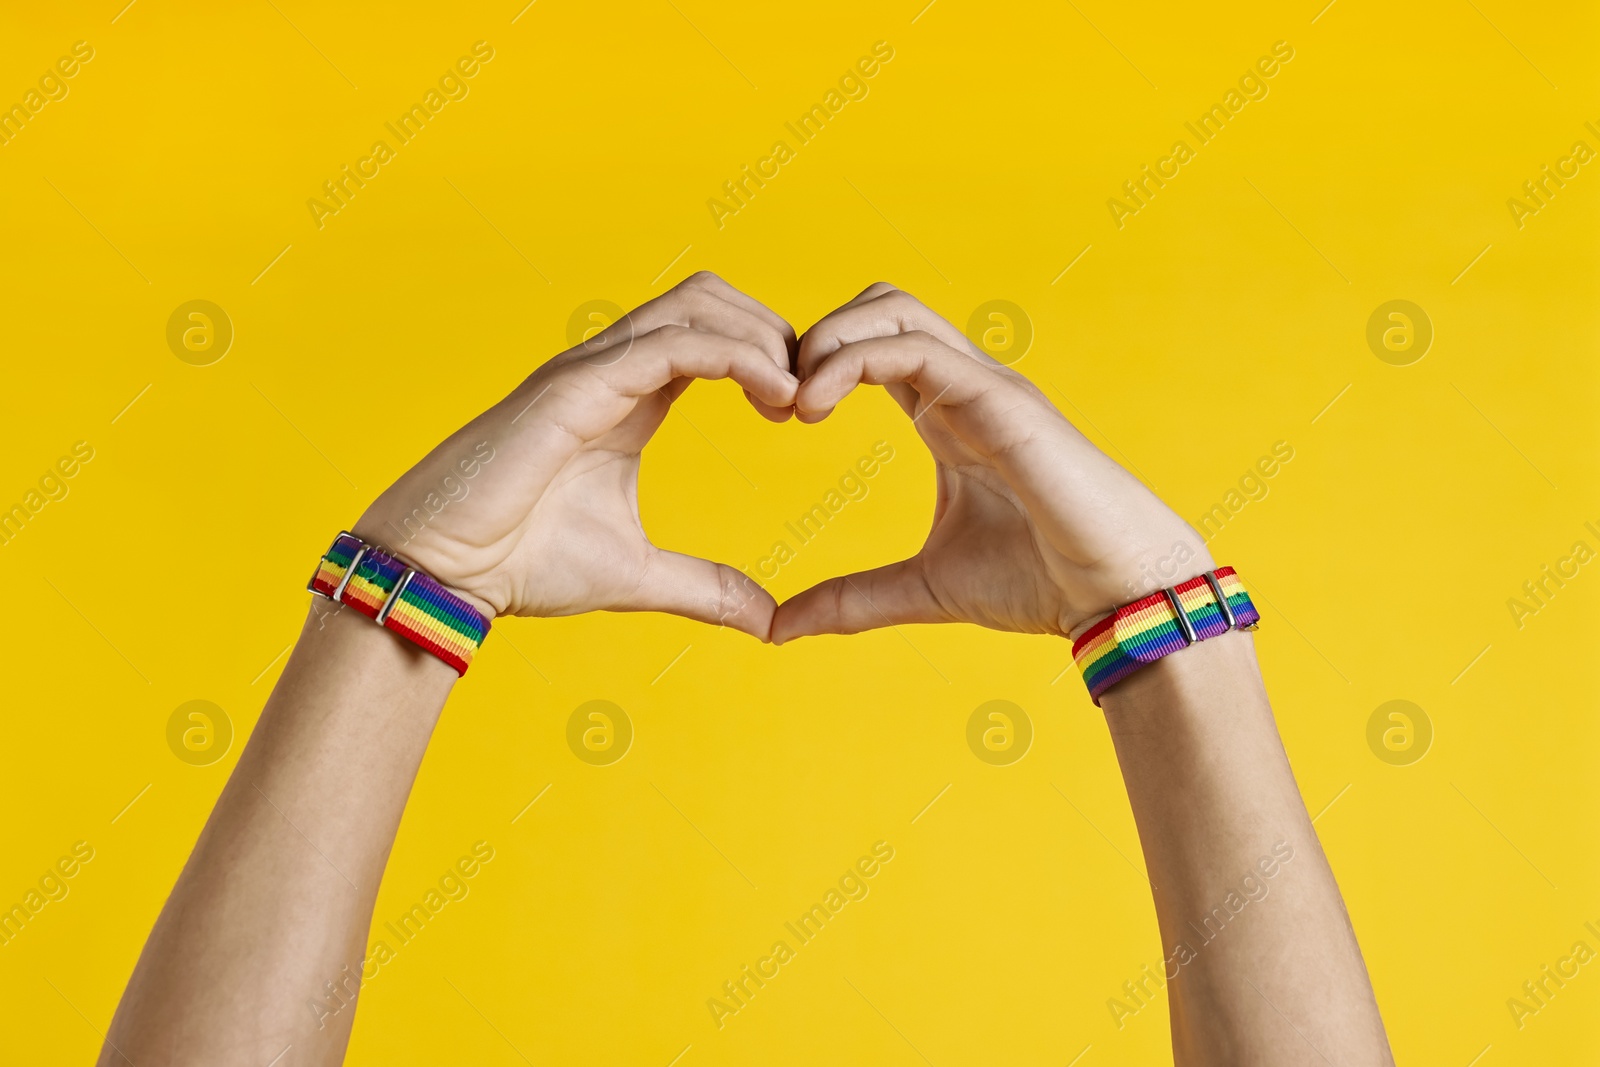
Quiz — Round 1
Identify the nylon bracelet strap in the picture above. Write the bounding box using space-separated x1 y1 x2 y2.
308 531 490 676
1070 566 1260 706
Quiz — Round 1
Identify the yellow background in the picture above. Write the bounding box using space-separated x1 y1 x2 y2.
2 0 1596 1063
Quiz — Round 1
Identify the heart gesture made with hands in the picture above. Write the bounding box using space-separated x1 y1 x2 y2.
353 273 1212 645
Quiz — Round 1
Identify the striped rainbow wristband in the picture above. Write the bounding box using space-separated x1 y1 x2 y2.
1070 567 1259 705
308 531 490 676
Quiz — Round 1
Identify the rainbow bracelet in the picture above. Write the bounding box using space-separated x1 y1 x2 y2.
1070 567 1259 705
307 532 490 676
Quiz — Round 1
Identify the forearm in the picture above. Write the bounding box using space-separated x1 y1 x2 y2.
103 604 456 1066
99 273 795 1067
1102 632 1391 1066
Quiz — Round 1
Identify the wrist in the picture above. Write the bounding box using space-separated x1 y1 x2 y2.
1069 564 1257 705
310 530 495 675
1063 542 1219 638
305 593 462 687
348 520 498 621
1108 532 1218 602
1099 627 1262 722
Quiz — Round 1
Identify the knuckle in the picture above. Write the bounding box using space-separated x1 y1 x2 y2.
758 330 789 361
649 322 694 347
1002 367 1040 393
671 285 716 317
681 270 724 291
733 338 770 364
882 288 922 315
715 566 752 622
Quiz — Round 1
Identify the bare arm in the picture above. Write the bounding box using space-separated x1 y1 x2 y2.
772 283 1392 1065
102 274 800 1066
1104 633 1391 1064
101 609 455 1065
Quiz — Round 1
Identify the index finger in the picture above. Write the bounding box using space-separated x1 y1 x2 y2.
676 271 799 361
797 286 981 380
795 330 1021 427
795 332 1133 535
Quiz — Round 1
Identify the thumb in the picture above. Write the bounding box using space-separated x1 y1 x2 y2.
770 557 949 644
623 549 778 640
743 386 795 423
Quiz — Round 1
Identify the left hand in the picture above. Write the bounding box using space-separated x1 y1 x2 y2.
771 283 1212 643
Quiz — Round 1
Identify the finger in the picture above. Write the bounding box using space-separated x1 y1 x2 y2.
624 549 778 640
601 325 799 409
644 286 796 418
618 273 793 373
794 287 971 423
795 331 1018 426
606 281 796 422
820 280 900 322
743 387 794 423
630 286 793 422
677 271 799 362
844 280 900 305
510 327 797 453
797 333 1139 540
794 372 916 425
769 557 948 644
797 286 980 381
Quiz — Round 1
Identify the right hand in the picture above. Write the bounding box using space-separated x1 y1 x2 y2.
353 272 798 639
771 283 1212 644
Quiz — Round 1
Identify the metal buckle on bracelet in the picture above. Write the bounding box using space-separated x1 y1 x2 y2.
1201 570 1236 630
1160 587 1196 644
306 530 354 598
1157 568 1253 646
306 530 417 627
375 568 417 626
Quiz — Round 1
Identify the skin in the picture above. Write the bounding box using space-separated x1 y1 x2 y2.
101 275 1392 1066
775 284 1394 1064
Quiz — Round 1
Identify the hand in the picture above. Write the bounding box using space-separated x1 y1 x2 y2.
353 273 799 639
771 283 1212 643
